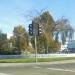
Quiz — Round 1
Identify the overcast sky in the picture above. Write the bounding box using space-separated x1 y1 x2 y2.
0 0 75 39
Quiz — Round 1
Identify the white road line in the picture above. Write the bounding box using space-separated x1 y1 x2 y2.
0 73 10 75
47 68 75 73
32 66 41 69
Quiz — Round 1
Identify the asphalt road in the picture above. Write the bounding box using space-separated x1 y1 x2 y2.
0 61 75 75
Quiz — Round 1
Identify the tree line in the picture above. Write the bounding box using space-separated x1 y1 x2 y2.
0 11 74 55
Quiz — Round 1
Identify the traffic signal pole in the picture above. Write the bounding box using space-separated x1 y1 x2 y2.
29 23 43 63
35 35 37 62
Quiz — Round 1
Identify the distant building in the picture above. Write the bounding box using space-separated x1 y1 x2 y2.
67 40 75 53
60 41 68 51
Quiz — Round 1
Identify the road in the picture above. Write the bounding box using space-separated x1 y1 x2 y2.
0 60 75 75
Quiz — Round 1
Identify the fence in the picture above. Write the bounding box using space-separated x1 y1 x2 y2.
0 54 75 59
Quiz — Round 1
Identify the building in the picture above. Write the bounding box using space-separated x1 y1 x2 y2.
60 41 68 51
67 40 75 53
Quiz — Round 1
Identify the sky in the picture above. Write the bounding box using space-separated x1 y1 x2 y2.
0 0 75 38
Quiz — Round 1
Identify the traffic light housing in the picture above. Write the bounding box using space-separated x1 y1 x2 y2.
29 23 43 36
29 24 33 36
38 24 43 35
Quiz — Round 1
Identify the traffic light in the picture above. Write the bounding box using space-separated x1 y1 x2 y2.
29 24 33 36
38 24 43 35
29 23 43 36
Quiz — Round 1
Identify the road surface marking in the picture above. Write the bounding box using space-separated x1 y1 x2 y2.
47 68 75 73
0 73 10 75
33 66 41 69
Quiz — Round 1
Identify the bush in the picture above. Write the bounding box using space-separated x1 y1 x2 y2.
0 50 21 55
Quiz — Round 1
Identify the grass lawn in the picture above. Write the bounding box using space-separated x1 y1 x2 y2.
0 57 75 63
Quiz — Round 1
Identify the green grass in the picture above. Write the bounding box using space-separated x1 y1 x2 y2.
0 57 75 63
38 57 75 62
0 58 35 63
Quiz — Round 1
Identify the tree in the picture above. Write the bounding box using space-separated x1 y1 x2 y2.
0 31 10 54
12 25 29 53
54 17 74 45
39 11 61 52
30 11 61 53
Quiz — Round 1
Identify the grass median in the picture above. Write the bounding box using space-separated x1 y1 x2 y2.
0 57 75 63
